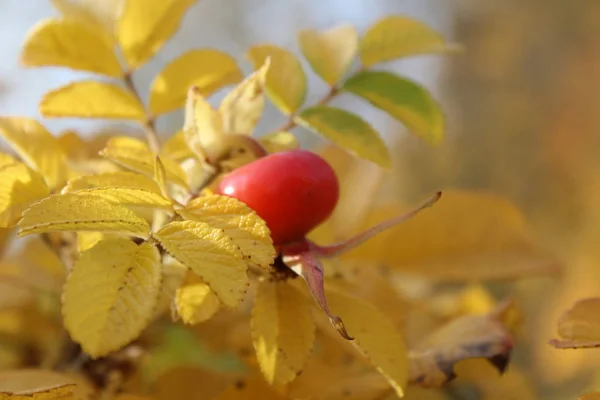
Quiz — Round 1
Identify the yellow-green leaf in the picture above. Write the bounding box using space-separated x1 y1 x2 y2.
63 171 162 193
246 45 307 115
181 194 275 270
175 275 220 325
0 118 69 190
0 163 49 228
118 0 197 69
360 15 456 67
63 238 161 357
343 71 444 145
252 280 315 386
297 24 358 85
183 88 223 162
296 105 390 168
73 187 172 209
153 221 247 307
20 18 121 77
150 49 242 115
326 288 409 398
100 137 189 189
40 81 145 121
219 59 269 135
259 131 299 153
17 193 150 238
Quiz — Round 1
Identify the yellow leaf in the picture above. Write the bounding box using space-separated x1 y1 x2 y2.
20 237 65 280
100 137 189 188
175 275 220 324
181 194 275 269
17 193 150 238
252 280 315 386
63 171 161 193
550 297 600 349
297 24 358 85
360 15 458 67
0 118 69 189
0 153 18 168
315 372 392 400
63 238 161 357
72 187 172 209
0 369 81 399
296 105 391 168
219 59 269 135
40 81 145 121
155 366 234 400
581 393 600 400
118 0 197 69
246 45 307 115
20 18 121 77
149 49 242 115
154 156 169 198
154 257 187 318
213 374 286 400
183 88 223 162
326 287 409 398
342 190 561 280
343 71 444 145
0 385 74 399
77 231 107 252
161 131 194 162
51 0 123 41
259 131 299 153
0 163 49 228
153 220 247 308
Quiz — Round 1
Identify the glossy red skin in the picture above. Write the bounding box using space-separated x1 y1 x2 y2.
216 150 339 246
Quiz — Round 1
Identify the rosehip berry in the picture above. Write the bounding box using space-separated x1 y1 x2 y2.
216 150 339 246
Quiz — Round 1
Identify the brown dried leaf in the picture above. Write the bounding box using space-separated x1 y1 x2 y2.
408 300 515 387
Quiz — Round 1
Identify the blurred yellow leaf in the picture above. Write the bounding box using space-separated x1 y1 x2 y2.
17 193 150 238
213 374 286 400
153 156 169 198
175 275 220 325
0 369 78 398
183 88 223 162
0 163 49 228
252 280 315 386
343 71 444 145
219 59 269 135
51 0 123 40
161 131 194 162
0 118 69 190
259 131 299 153
326 287 409 398
296 105 390 168
180 194 275 270
153 220 247 307
316 372 391 400
20 19 121 77
343 190 561 280
155 366 233 400
40 81 145 121
550 297 600 349
408 301 514 387
77 231 106 252
298 24 358 85
63 171 161 194
20 237 64 280
246 45 307 115
100 137 189 188
154 257 187 318
150 49 242 115
63 239 161 357
580 393 600 400
360 15 457 67
118 0 197 68
72 187 172 209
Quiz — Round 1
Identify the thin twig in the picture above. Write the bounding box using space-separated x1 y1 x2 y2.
269 85 340 134
123 72 161 153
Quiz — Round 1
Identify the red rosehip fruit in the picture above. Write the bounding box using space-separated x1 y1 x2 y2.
216 150 339 246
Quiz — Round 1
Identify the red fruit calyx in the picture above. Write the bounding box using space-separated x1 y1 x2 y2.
216 149 339 246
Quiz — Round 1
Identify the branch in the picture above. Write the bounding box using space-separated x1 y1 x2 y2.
123 72 161 153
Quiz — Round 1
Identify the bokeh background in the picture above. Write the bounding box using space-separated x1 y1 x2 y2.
3 1 600 398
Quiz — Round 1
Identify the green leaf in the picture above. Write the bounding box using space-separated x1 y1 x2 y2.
343 70 444 145
246 45 307 115
295 105 390 168
360 15 459 67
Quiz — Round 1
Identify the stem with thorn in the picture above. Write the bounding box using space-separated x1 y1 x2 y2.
123 71 161 153
310 192 442 258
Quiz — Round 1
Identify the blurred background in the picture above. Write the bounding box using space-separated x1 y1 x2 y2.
3 0 600 398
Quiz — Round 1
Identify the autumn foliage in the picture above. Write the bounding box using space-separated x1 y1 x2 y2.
1 0 594 399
